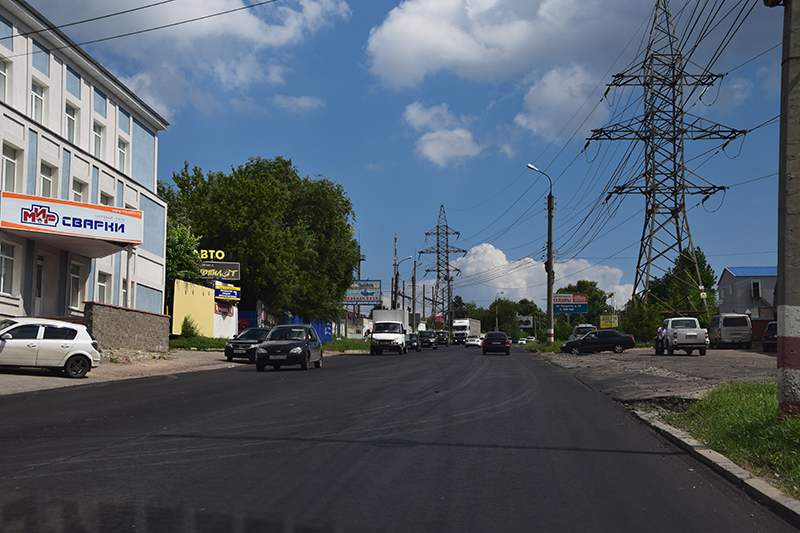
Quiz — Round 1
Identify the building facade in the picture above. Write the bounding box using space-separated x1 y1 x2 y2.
0 0 168 319
717 266 777 318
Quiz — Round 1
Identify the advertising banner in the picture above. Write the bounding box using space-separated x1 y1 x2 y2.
553 293 589 314
199 261 241 280
600 314 619 329
516 315 533 328
215 286 241 301
344 280 381 305
0 192 142 243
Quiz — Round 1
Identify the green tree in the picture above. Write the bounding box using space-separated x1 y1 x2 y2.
620 298 664 344
649 247 716 324
162 156 360 322
164 217 202 311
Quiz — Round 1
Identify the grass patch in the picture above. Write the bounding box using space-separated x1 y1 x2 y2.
662 381 800 499
525 340 563 353
323 338 370 352
169 335 227 351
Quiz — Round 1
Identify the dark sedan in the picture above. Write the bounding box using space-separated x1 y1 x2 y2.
419 330 438 349
255 324 323 371
560 329 635 355
225 327 271 362
482 331 510 355
408 333 422 352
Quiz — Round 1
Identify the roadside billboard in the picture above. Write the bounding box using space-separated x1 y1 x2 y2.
600 314 619 329
553 293 588 314
344 280 381 305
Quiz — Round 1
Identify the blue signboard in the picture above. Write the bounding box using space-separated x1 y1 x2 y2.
344 280 381 305
554 303 588 314
215 286 241 301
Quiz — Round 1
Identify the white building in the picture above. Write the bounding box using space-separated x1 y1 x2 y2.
0 0 168 318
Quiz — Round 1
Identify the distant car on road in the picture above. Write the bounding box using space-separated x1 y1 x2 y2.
408 333 422 352
482 332 510 355
517 336 536 345
225 327 270 362
561 329 635 355
419 330 437 349
763 321 777 352
465 335 482 347
256 324 322 371
0 317 100 378
436 331 450 346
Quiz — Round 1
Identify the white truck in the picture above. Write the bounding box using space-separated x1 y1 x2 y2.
370 309 409 355
662 317 709 356
452 318 481 345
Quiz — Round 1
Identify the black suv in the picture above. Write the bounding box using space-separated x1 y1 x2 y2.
436 331 450 346
419 330 437 349
408 333 422 352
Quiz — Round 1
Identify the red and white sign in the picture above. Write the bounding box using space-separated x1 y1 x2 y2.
215 303 234 316
0 192 142 243
553 294 588 304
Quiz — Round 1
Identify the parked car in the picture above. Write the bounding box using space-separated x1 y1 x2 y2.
662 317 708 356
408 333 422 352
225 327 271 362
763 321 777 352
560 329 635 355
0 317 100 378
255 324 322 371
436 331 450 346
465 335 482 347
709 314 752 349
569 324 596 340
482 332 510 355
419 330 438 349
517 336 536 345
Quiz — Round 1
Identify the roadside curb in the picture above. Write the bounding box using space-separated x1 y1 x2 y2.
634 409 800 529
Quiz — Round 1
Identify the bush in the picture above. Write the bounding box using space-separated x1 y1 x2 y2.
180 316 200 338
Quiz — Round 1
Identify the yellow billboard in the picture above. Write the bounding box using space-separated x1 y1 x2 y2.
600 314 619 329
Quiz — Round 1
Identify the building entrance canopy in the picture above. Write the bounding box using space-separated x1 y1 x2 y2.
0 193 143 258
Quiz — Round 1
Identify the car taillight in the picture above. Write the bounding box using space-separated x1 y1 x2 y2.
505 340 510 346
91 341 99 350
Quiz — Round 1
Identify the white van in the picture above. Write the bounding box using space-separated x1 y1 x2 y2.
709 314 752 349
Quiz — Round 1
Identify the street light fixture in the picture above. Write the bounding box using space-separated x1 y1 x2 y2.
495 291 504 331
527 163 555 345
393 255 413 310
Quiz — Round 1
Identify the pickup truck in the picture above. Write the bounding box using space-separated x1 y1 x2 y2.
662 317 708 356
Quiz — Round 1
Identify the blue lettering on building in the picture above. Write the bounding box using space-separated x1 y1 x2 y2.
61 216 125 234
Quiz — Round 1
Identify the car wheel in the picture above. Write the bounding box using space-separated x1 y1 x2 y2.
482 349 486 355
314 352 323 368
505 350 510 355
226 354 233 361
256 361 266 372
686 349 693 356
571 347 580 356
667 345 674 356
301 352 310 370
613 345 624 354
699 348 707 356
745 342 752 349
64 355 90 379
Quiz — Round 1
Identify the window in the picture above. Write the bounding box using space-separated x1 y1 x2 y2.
7 325 39 340
31 81 44 124
119 108 130 134
2 145 15 192
92 122 103 158
69 263 81 308
97 272 109 303
122 278 128 306
0 60 7 103
65 104 76 143
39 164 53 198
100 192 113 206
0 243 13 294
117 139 128 173
72 179 85 203
43 326 77 340
752 280 762 299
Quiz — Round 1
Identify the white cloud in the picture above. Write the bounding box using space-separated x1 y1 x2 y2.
274 95 326 113
451 243 633 309
403 101 483 166
514 64 608 142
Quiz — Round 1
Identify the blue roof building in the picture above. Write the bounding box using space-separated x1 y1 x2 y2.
717 267 776 318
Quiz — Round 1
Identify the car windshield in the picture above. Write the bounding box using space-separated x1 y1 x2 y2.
374 323 401 334
0 319 17 333
236 328 269 340
267 327 307 341
420 331 435 337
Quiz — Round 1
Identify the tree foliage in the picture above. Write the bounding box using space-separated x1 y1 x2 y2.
648 247 716 321
163 217 202 309
160 157 360 322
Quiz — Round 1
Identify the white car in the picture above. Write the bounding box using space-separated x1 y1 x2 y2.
465 335 482 347
518 336 536 345
0 317 100 378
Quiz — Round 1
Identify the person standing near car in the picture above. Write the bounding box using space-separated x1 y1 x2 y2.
655 324 665 355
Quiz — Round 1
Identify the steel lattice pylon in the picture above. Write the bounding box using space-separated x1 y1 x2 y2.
419 205 466 330
587 0 745 319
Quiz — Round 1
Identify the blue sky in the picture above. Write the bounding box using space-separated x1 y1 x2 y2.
35 0 783 312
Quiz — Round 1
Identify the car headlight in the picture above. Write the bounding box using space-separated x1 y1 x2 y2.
248 343 259 349
290 346 303 354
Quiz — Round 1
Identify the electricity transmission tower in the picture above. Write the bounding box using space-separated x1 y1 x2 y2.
419 205 466 330
587 0 745 319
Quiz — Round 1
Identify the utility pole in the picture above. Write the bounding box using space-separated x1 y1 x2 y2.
586 0 745 321
527 164 555 345
768 0 800 418
419 206 466 331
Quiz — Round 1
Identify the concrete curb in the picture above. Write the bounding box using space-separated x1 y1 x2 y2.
634 409 800 529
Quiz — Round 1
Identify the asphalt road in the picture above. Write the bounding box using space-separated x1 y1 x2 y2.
0 346 795 532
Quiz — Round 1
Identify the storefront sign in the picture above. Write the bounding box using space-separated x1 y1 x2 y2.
215 302 234 315
199 261 241 280
0 192 142 243
215 286 241 301
344 280 381 305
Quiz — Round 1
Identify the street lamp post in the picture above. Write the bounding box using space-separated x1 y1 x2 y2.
393 254 412 310
527 163 555 345
495 291 504 331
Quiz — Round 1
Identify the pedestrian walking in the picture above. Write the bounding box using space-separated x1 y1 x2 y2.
655 324 665 355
